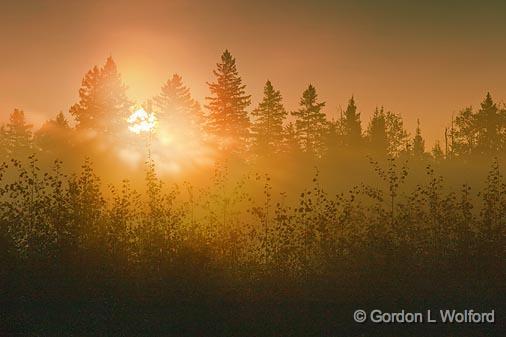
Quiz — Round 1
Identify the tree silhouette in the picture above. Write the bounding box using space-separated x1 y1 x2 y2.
322 118 342 157
412 118 425 158
35 112 72 156
282 122 302 155
206 50 251 152
384 110 409 156
367 107 388 156
366 107 408 157
154 74 204 133
341 96 362 148
70 57 132 135
3 109 33 159
452 106 476 157
251 80 287 156
475 92 505 155
292 84 327 156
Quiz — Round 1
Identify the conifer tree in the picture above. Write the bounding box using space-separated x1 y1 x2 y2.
342 96 362 147
35 112 71 154
292 84 327 156
251 80 287 155
452 107 476 157
384 110 409 156
206 50 251 151
4 109 33 158
322 119 341 157
367 107 388 156
154 74 203 132
474 92 504 155
282 122 302 155
365 106 408 157
70 57 132 135
412 119 425 157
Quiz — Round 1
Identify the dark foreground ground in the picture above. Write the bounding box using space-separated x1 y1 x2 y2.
2 265 504 337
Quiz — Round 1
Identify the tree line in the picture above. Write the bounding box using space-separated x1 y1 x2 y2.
2 50 505 163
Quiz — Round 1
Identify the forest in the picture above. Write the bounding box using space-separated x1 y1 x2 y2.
1 50 505 336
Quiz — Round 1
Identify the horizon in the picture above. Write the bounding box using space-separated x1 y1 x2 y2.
2 1 506 147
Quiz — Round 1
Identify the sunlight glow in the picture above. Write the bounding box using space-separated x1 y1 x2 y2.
127 108 157 134
120 106 214 176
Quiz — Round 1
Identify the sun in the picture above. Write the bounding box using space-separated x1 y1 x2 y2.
127 108 157 134
121 106 215 175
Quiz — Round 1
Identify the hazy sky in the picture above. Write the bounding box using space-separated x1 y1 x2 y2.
1 0 506 145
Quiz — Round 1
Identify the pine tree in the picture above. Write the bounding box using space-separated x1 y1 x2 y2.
54 111 70 128
4 109 33 158
154 73 203 132
412 118 425 157
35 112 71 154
206 50 251 151
384 110 409 156
342 96 362 147
251 80 287 155
292 84 327 156
452 107 476 157
474 92 504 155
322 118 341 157
367 107 388 156
282 122 302 155
70 57 132 135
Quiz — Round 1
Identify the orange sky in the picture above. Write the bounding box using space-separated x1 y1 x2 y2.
1 0 506 146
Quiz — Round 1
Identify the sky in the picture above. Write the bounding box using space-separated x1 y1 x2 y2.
1 0 506 146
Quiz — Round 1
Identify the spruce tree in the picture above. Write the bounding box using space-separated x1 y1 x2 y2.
282 122 302 155
292 84 327 156
251 80 287 155
412 118 425 157
452 107 476 157
385 110 409 156
322 118 341 157
206 50 251 151
4 109 33 158
342 96 362 147
475 92 504 155
154 73 203 132
367 107 388 156
35 112 71 154
366 107 408 157
70 57 132 135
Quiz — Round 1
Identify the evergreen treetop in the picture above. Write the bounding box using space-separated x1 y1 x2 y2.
251 80 287 155
205 50 251 151
292 84 327 156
